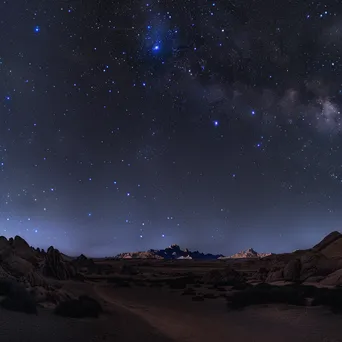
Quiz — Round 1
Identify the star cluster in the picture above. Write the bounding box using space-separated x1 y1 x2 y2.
0 0 342 256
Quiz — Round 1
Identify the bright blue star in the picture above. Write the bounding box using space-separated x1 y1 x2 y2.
152 44 160 52
34 26 40 33
251 110 255 115
88 212 92 217
213 120 219 126
5 96 10 100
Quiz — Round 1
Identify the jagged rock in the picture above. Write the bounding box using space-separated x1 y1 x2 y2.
73 254 95 271
12 236 37 263
219 248 272 259
0 236 9 249
312 231 342 252
43 246 75 280
283 259 301 282
2 254 33 277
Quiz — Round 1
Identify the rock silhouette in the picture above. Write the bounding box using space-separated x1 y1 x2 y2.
43 246 75 280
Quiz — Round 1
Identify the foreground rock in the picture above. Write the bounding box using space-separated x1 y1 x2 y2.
54 295 103 318
0 278 37 314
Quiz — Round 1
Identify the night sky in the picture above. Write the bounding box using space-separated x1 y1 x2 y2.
0 0 342 256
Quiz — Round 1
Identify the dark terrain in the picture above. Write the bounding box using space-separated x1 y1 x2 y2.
1 232 342 341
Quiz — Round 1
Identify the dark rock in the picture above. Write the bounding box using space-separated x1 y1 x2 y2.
312 231 342 252
192 295 204 302
182 287 196 295
54 295 102 318
119 264 138 275
283 259 301 282
12 236 37 263
0 278 37 314
299 252 335 281
265 267 284 282
203 267 245 286
43 246 75 280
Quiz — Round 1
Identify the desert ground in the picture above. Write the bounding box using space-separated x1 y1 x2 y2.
2 232 342 341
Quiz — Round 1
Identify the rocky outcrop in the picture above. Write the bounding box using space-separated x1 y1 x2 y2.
12 236 37 263
283 259 301 282
43 246 75 280
312 231 342 252
116 245 223 260
320 269 342 286
2 254 33 277
265 267 284 282
299 252 337 281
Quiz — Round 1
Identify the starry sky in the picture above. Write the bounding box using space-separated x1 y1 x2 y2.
1 0 342 257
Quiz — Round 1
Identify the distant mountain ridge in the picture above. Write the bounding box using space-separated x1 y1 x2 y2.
219 248 272 259
115 245 272 260
115 244 224 260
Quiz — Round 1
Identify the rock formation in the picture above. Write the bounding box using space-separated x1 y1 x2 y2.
43 246 75 280
219 248 272 259
116 245 223 260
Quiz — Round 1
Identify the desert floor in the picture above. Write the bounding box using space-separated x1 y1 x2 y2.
3 257 342 342
95 283 342 342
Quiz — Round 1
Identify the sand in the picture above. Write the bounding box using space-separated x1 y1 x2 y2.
0 296 172 342
96 284 342 342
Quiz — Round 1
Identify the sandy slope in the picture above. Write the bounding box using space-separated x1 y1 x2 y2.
0 295 172 342
96 285 342 342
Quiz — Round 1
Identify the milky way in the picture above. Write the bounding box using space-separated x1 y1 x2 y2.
0 0 342 256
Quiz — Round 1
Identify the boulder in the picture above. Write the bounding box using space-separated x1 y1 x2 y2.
54 295 103 318
283 259 301 282
320 269 342 286
43 246 75 280
26 271 48 287
0 278 37 314
320 238 342 259
312 231 342 252
303 276 325 283
299 252 339 281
